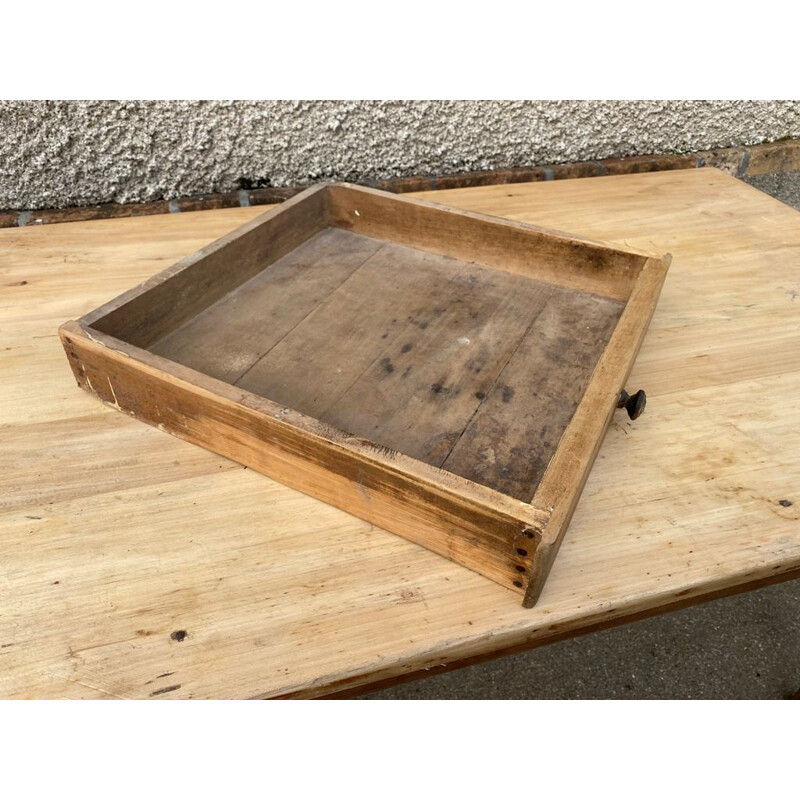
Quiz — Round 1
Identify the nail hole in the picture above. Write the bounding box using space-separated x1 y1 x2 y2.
512 580 523 588
170 630 188 642
515 565 526 573
523 530 535 538
516 548 528 557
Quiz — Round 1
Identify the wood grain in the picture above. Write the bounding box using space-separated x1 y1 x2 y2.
85 183 328 348
326 183 652 301
524 256 670 605
442 289 623 501
151 227 383 383
2 169 799 699
318 260 553 468
61 321 545 594
234 237 475 418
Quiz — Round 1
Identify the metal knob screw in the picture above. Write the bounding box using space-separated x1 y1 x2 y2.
618 389 646 420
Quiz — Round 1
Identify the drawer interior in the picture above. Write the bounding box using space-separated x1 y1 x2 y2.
150 226 624 501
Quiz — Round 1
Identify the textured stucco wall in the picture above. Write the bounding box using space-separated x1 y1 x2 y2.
2 100 800 210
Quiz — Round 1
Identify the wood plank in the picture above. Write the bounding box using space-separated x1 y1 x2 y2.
443 289 625 501
322 269 554 466
523 256 670 606
326 183 651 301
150 228 382 383
234 240 504 419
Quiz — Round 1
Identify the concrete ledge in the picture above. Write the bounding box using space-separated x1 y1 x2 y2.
4 140 799 229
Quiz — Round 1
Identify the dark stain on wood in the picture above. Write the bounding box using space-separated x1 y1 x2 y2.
442 290 623 500
150 684 181 696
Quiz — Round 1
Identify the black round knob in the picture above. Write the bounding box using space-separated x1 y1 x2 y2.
617 389 646 420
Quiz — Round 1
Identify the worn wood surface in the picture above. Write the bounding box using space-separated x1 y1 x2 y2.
441 287 622 502
60 321 545 595
326 183 648 301
153 227 624 501
87 184 328 348
2 169 799 698
151 227 383 384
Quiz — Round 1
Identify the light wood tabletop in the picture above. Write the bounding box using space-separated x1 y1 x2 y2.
2 168 799 699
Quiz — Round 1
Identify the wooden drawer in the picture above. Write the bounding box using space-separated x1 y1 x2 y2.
60 183 670 605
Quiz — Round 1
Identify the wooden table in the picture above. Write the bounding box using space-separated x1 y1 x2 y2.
3 168 799 699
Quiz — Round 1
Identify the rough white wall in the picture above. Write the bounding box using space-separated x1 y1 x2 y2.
2 100 799 209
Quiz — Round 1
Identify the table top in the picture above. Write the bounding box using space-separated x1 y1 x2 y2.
2 168 799 699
